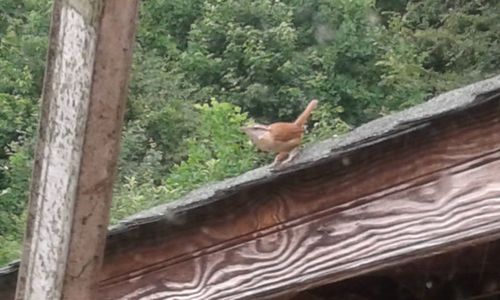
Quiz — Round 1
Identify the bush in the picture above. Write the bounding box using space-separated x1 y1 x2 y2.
111 100 262 222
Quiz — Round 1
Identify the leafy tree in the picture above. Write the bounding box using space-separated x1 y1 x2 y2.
181 0 301 120
404 0 500 87
111 100 262 222
121 48 200 181
138 0 205 51
0 0 50 265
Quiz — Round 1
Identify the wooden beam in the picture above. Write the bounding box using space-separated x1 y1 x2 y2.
294 240 500 300
103 153 500 299
14 1 138 300
96 98 500 299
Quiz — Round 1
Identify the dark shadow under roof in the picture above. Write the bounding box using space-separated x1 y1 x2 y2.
1 74 500 277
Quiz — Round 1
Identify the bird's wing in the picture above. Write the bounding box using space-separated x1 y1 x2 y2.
241 124 270 140
269 122 303 142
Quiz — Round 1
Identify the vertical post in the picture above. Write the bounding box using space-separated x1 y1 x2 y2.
14 0 139 299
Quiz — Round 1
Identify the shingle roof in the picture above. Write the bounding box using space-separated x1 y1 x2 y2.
111 74 500 234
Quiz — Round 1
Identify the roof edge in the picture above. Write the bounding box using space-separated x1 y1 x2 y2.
111 74 500 234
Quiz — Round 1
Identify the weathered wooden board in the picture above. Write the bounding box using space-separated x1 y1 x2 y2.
93 97 500 299
61 1 138 299
99 99 500 284
14 1 138 300
15 2 99 299
100 152 500 299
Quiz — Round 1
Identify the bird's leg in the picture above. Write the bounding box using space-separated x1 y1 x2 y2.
280 148 300 165
271 152 289 168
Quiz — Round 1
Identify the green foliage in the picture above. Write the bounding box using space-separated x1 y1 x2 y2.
374 16 431 112
118 122 166 185
0 134 33 262
111 100 261 223
304 103 351 143
406 0 500 86
111 178 164 224
0 233 22 264
138 0 205 51
174 0 438 124
176 0 392 123
0 139 31 264
119 47 201 182
0 0 50 97
0 94 38 159
0 0 50 265
165 100 261 193
1 140 32 216
181 0 300 119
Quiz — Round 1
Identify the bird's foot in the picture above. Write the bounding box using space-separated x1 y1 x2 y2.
280 148 300 165
270 149 300 172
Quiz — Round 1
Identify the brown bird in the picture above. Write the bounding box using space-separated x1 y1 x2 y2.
241 99 318 168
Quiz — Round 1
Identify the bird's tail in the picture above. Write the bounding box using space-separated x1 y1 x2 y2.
294 99 318 128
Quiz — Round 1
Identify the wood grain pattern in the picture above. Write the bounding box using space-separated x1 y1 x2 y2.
100 150 500 299
90 98 500 299
98 99 500 285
